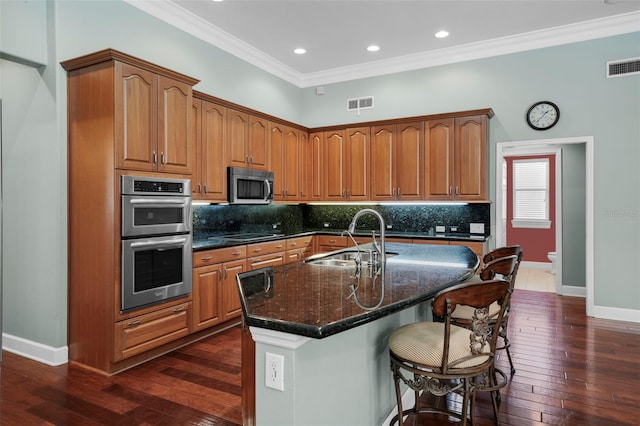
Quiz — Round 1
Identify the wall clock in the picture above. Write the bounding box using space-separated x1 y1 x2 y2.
526 101 560 130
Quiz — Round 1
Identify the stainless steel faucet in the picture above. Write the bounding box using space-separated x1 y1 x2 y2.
347 208 386 262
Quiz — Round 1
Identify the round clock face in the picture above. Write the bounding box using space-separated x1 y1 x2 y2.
526 101 560 130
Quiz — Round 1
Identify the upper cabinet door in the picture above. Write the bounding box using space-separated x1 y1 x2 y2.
198 100 227 200
227 109 249 168
157 75 193 174
395 121 423 200
424 118 454 199
345 127 370 200
323 130 346 200
115 63 157 172
454 115 487 200
370 125 395 200
308 132 323 201
248 116 269 170
284 127 300 200
269 123 285 200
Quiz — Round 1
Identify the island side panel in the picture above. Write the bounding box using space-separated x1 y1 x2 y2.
253 304 430 426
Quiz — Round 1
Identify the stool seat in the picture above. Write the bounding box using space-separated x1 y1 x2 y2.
390 322 490 369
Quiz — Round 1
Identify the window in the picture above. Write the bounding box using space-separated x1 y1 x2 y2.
512 158 551 229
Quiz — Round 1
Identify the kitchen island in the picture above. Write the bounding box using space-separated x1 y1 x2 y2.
237 242 479 426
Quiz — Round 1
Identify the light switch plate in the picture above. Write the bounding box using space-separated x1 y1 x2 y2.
470 223 485 234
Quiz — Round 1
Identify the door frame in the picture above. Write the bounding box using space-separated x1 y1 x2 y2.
501 148 562 293
496 136 594 315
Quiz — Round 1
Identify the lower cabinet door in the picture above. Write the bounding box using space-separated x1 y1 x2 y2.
114 302 191 361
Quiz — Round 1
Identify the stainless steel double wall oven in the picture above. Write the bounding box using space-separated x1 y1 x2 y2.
120 175 192 312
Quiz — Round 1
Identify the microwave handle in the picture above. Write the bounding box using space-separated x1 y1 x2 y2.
130 237 187 248
264 179 272 199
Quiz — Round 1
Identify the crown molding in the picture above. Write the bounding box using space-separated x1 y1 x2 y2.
125 1 640 88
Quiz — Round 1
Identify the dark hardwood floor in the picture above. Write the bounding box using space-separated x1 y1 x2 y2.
2 290 639 425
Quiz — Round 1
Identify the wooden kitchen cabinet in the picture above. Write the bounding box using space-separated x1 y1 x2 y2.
247 240 286 270
192 96 226 201
115 62 195 174
63 49 200 374
307 132 324 201
323 128 369 201
270 124 301 201
297 131 310 201
286 235 314 262
227 110 269 170
370 122 423 201
424 115 488 201
315 235 349 253
192 245 248 331
114 302 192 362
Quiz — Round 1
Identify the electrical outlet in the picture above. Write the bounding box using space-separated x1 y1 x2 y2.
450 226 458 232
435 225 446 233
470 223 485 234
265 352 284 391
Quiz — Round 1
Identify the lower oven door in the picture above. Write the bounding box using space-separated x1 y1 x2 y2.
121 233 192 312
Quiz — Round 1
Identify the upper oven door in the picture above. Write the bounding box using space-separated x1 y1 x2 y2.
122 195 192 237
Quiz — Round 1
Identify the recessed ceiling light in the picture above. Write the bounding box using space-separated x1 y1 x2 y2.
294 48 306 55
434 30 449 39
367 45 380 52
212 0 224 3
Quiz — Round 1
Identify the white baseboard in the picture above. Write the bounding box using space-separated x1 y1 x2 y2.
2 333 68 366
561 285 586 298
591 305 640 323
520 260 551 270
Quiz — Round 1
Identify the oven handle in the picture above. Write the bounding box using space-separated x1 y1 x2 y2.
128 198 189 205
129 237 188 248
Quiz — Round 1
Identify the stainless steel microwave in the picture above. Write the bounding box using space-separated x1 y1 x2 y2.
228 167 274 204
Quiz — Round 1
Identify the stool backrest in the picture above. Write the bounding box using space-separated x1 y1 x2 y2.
432 279 510 372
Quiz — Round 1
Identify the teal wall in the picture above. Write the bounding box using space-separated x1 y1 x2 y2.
1 0 638 358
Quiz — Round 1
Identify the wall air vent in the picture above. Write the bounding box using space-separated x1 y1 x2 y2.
347 96 374 114
607 57 640 78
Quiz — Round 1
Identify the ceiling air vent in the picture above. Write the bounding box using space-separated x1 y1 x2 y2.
347 96 374 113
607 57 640 78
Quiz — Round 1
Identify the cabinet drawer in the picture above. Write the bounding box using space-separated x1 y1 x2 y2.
194 245 247 267
315 235 348 247
286 236 313 251
248 252 285 270
114 302 191 361
247 240 286 256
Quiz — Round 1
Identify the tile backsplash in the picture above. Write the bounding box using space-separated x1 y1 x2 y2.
193 203 490 237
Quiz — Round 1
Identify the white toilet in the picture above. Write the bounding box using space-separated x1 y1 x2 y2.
547 252 557 275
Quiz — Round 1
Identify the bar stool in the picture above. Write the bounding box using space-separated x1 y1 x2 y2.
389 279 511 426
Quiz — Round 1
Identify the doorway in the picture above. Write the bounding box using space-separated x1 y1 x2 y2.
496 137 594 314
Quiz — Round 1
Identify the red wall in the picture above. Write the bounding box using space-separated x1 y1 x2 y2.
505 154 555 262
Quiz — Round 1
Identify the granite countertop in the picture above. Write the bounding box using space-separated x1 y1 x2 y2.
192 230 490 252
236 242 479 339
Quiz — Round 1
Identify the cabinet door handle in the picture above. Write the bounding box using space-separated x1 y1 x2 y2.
456 186 460 195
198 183 202 194
290 242 298 247
204 184 208 194
152 151 157 165
392 188 395 196
250 155 254 165
253 248 262 253
161 152 166 165
275 244 283 249
232 250 242 256
127 319 142 327
223 268 228 279
342 189 346 198
201 256 213 262
173 306 185 313
397 187 401 197
449 186 453 196
328 239 336 243
246 155 250 164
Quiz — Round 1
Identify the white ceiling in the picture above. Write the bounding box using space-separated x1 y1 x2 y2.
128 0 640 87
